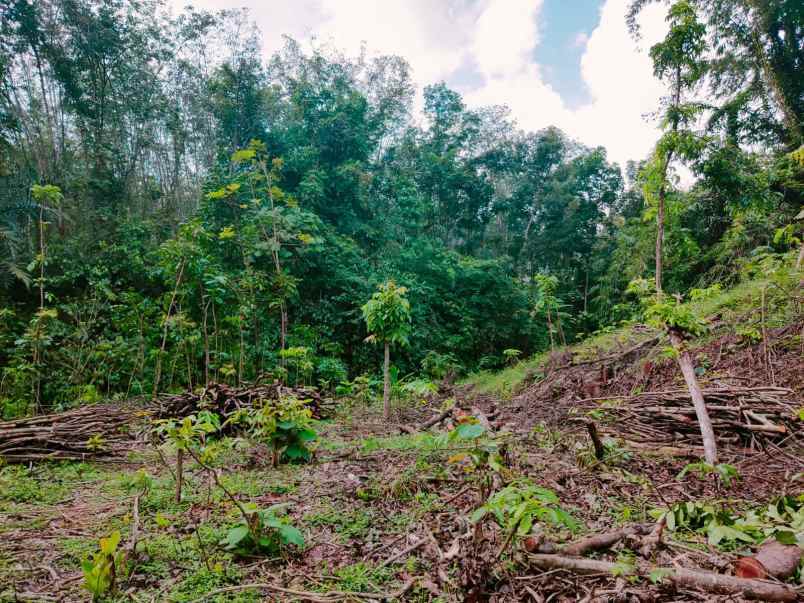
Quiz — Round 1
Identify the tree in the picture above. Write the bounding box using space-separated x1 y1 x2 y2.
361 281 411 419
628 278 718 464
643 0 706 295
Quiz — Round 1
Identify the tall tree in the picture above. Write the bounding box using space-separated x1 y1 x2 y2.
643 0 706 295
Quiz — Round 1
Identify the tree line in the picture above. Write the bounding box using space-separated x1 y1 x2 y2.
0 0 801 414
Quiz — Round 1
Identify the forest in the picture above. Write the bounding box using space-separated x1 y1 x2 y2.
0 0 802 601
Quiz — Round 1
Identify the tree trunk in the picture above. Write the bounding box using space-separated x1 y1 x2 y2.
655 183 665 296
175 448 183 503
383 341 391 419
747 0 802 146
668 330 718 464
796 241 803 270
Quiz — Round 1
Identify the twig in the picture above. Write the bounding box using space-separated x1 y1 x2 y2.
527 554 797 602
379 538 426 568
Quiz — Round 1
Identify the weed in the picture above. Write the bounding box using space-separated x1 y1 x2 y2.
677 461 740 488
82 531 124 600
330 562 393 592
221 502 304 557
472 479 579 538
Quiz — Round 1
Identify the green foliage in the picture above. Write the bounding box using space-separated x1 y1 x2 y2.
628 278 707 337
471 479 578 537
443 416 506 477
155 412 221 453
0 0 801 420
227 397 317 464
361 281 412 347
81 531 123 600
502 348 522 365
222 503 304 557
420 350 460 380
644 298 707 337
655 496 804 549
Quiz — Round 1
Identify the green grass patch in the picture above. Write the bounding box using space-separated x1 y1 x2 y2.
306 504 373 542
462 352 547 397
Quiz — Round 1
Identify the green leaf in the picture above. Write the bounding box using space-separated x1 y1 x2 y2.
649 568 672 584
773 530 797 545
298 428 317 442
225 525 250 548
456 423 485 440
284 443 311 460
279 524 305 547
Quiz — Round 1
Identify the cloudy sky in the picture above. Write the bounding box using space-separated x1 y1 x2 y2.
168 0 669 167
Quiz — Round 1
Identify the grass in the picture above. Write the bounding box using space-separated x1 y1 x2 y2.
305 504 374 542
463 352 547 397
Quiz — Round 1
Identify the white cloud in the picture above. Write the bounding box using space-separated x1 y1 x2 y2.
572 31 590 48
465 0 668 167
472 0 540 78
168 0 669 166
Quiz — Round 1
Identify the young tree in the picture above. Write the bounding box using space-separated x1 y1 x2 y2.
361 281 411 419
628 278 718 464
643 0 706 295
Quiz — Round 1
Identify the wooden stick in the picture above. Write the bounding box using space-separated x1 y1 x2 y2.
584 421 606 460
527 554 797 602
379 538 426 567
560 527 641 557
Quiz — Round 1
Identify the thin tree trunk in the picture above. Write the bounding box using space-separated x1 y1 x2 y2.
668 330 717 465
38 203 45 310
796 241 803 270
655 183 665 296
546 307 555 351
656 67 681 296
383 342 391 419
202 297 210 386
175 448 183 503
153 258 186 398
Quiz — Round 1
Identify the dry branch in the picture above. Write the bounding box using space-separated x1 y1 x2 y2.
578 385 800 450
528 554 797 602
0 382 335 463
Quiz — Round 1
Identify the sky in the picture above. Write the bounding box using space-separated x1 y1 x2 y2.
168 0 670 168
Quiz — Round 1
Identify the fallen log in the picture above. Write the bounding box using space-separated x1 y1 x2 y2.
527 553 797 602
420 407 453 430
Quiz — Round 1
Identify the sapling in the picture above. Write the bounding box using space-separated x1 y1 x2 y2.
154 411 220 502
628 278 718 464
361 281 412 419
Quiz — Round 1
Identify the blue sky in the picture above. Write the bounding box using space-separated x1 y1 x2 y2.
537 0 605 108
169 0 669 167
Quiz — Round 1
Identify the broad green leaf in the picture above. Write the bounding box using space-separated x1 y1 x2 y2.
225 525 250 548
279 524 305 547
456 423 485 439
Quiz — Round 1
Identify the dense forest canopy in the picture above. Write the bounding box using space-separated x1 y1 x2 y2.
0 0 802 414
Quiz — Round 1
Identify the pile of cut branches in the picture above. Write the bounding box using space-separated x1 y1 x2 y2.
0 382 334 463
0 401 145 463
154 381 333 421
581 385 801 449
